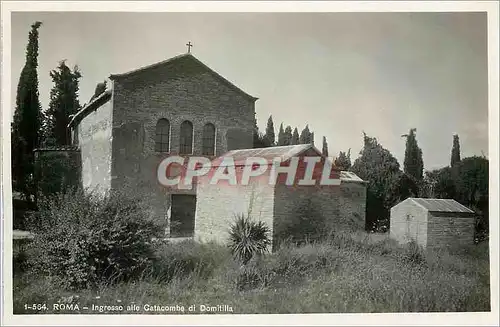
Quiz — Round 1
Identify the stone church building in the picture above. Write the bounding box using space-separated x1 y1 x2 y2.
36 52 367 241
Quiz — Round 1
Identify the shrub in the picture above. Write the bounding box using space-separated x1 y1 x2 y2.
228 214 271 265
26 188 162 290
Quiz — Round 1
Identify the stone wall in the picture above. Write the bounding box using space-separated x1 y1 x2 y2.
427 213 475 249
389 200 428 247
273 181 366 247
195 174 275 246
78 97 113 195
109 55 256 226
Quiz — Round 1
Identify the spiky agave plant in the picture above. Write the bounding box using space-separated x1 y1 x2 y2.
228 214 271 265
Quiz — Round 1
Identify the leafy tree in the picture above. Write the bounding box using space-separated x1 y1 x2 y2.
291 128 300 145
283 126 293 146
425 167 456 199
263 115 275 146
452 157 488 220
11 21 43 200
351 133 405 230
277 123 285 146
402 128 424 182
43 60 82 146
322 136 329 157
299 125 313 144
334 149 351 170
451 134 461 167
384 172 419 210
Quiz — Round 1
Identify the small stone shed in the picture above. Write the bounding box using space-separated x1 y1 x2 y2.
390 198 476 249
195 144 367 248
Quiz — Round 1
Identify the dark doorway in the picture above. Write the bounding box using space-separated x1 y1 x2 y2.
170 194 196 237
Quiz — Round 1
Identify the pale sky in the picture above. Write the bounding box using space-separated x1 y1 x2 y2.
11 12 488 170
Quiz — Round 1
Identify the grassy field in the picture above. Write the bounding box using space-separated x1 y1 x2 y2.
13 232 490 314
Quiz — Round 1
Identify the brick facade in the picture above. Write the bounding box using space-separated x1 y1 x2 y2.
70 54 368 243
195 154 367 249
73 54 256 230
427 214 475 249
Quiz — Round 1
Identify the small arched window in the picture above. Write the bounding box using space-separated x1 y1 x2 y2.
202 123 216 156
179 120 193 154
155 119 170 152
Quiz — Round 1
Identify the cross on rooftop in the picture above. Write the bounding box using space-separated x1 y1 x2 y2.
186 41 193 53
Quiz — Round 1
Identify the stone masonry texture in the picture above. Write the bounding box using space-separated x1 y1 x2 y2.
72 54 368 244
109 55 256 228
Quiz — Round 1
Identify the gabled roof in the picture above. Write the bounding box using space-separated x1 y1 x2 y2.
408 198 474 213
207 144 365 184
213 144 321 167
109 53 257 101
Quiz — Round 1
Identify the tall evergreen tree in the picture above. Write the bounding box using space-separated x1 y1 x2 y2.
263 115 275 146
322 136 329 157
284 126 293 146
253 117 268 148
277 123 285 146
291 128 300 145
43 60 82 146
299 125 312 144
310 132 315 146
335 149 351 170
11 21 43 200
402 128 424 181
451 134 461 167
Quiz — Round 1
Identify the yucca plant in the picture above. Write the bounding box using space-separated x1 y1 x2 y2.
228 214 271 265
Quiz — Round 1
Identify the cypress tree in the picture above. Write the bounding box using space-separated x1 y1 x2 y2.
43 60 82 146
11 21 43 200
299 125 312 144
264 115 275 146
403 128 424 181
322 136 329 157
291 128 300 145
451 134 461 167
277 123 285 146
284 126 292 146
335 149 351 171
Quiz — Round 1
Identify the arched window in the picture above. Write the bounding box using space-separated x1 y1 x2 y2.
155 119 170 152
179 120 193 154
202 123 216 156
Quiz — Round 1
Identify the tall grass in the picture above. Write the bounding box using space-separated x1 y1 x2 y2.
13 231 490 314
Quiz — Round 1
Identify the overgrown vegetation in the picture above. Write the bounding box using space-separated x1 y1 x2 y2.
228 214 271 265
14 230 490 314
25 189 162 290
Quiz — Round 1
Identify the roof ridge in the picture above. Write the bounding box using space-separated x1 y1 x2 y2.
109 53 191 78
109 53 257 101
